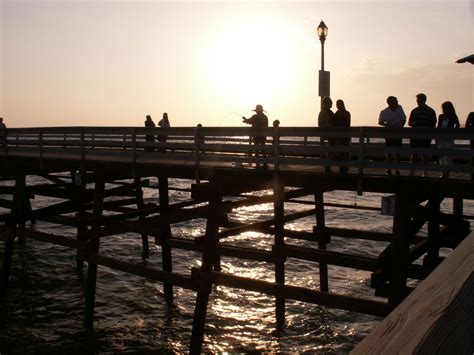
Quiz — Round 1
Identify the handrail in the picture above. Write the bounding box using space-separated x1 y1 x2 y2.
1 126 473 179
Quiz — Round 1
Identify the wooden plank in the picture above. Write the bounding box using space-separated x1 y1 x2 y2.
210 270 392 317
352 232 474 355
89 254 193 290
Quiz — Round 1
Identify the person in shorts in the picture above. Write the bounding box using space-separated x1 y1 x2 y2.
378 96 406 175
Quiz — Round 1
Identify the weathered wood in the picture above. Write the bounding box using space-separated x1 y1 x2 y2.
389 194 412 305
190 183 222 354
89 254 193 290
211 271 392 317
352 232 474 355
273 176 286 328
134 176 149 260
315 191 328 292
84 177 105 328
159 176 173 303
0 228 15 298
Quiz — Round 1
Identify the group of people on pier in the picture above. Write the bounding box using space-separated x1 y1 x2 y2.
376 93 473 177
140 98 473 177
315 93 473 177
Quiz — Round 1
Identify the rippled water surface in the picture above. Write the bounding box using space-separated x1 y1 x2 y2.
1 177 472 353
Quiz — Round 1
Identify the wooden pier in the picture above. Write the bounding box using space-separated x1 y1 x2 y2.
0 124 473 353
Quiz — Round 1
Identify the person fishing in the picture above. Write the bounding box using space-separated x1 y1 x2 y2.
242 104 269 168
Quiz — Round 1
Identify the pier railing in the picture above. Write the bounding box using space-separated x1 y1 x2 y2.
1 125 473 178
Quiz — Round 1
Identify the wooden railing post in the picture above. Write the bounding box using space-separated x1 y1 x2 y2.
357 127 366 195
132 128 137 177
194 124 202 183
80 128 85 175
39 128 44 169
273 120 280 171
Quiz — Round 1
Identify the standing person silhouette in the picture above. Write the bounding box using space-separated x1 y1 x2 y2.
378 96 406 175
333 99 351 174
437 101 460 179
318 96 335 173
144 115 155 152
242 104 269 168
158 112 170 152
408 93 437 176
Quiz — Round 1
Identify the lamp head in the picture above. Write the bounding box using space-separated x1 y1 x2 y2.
317 20 328 42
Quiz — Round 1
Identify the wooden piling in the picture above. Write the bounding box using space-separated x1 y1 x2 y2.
158 176 173 303
273 175 286 328
389 193 411 305
427 197 441 266
73 171 87 271
190 183 221 354
12 175 26 244
0 227 15 298
84 176 105 328
315 191 329 292
135 176 150 260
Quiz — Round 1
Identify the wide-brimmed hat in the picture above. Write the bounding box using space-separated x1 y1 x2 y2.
252 104 266 112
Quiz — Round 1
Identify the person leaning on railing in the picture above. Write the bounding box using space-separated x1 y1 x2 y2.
333 99 351 174
318 96 335 173
378 96 406 176
144 115 156 152
408 93 437 176
437 101 460 179
466 112 474 180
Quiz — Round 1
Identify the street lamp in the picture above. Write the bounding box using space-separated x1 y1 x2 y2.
317 20 328 70
317 20 330 107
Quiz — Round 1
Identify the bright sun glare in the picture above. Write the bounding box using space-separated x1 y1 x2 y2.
209 20 293 104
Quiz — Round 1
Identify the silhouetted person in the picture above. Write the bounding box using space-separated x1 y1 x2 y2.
157 112 170 152
378 96 406 175
144 115 155 152
466 112 474 180
242 104 269 168
158 112 170 141
333 99 351 174
437 101 460 179
408 93 437 175
318 96 335 173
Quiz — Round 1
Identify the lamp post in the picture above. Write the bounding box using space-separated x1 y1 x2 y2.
317 21 329 107
317 20 328 71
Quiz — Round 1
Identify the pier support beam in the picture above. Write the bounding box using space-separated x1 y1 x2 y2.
84 176 105 328
426 197 441 268
389 193 412 305
190 183 221 354
159 176 173 303
135 176 150 260
0 227 15 298
315 191 329 292
12 175 26 244
73 171 87 272
273 176 286 329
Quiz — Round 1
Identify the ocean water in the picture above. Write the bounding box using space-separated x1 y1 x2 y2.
0 176 472 354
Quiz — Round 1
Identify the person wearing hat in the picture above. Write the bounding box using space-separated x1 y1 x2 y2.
242 105 269 168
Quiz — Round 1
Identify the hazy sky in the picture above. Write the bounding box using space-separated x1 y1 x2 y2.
1 0 473 127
